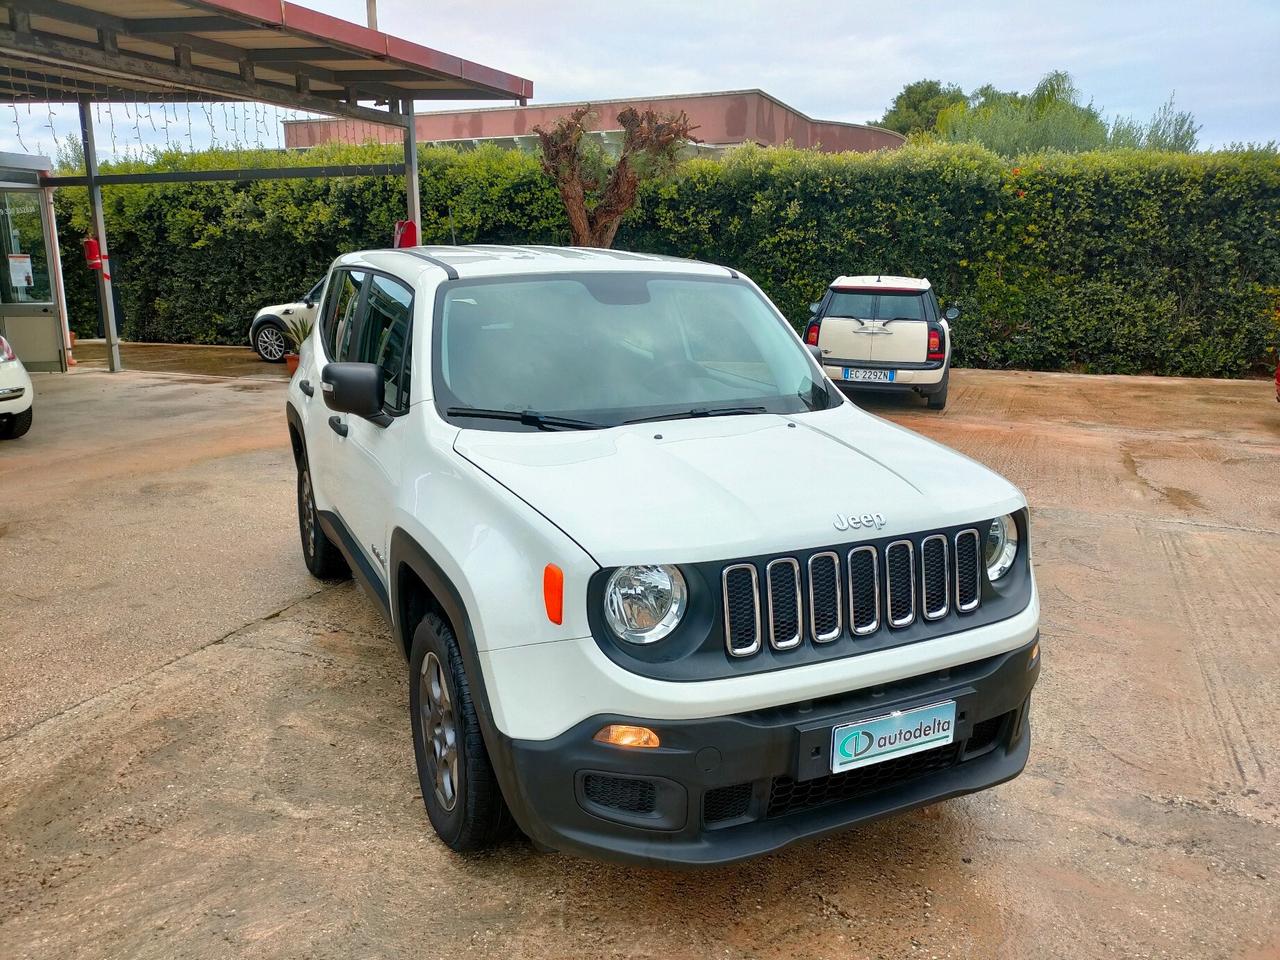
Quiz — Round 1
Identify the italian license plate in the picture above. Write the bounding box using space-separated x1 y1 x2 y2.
830 701 956 774
844 367 894 382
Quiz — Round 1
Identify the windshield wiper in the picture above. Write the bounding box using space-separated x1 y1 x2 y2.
622 405 769 425
445 407 604 431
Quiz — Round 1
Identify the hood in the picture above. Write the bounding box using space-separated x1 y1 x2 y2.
453 404 1025 567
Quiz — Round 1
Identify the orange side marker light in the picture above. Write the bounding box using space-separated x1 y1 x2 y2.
543 563 564 625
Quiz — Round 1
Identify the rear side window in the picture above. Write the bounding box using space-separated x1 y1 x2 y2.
321 269 366 361
826 290 927 320
351 275 414 413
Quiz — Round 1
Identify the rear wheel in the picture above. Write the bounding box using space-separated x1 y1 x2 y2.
0 406 32 440
296 463 349 580
925 371 949 411
409 613 514 851
253 322 288 363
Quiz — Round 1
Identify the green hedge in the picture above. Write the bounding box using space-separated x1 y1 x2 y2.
55 141 1280 376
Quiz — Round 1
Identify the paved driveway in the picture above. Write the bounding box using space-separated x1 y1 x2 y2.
1 361 1277 959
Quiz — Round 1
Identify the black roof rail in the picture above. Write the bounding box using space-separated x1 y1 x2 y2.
396 248 460 281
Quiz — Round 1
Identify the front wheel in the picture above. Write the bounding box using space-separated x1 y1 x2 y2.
253 322 288 363
409 613 515 851
296 463 349 580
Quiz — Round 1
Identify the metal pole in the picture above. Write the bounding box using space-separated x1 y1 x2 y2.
78 95 121 373
402 98 420 238
366 0 378 30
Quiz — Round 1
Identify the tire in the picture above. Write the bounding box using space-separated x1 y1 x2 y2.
253 321 288 363
0 406 32 440
409 613 515 851
296 462 350 580
925 371 949 411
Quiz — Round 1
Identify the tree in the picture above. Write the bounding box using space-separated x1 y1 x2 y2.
874 79 966 135
534 105 698 247
934 70 1200 155
1108 94 1201 152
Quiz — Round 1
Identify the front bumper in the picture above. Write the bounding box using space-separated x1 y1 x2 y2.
498 635 1039 867
0 365 32 414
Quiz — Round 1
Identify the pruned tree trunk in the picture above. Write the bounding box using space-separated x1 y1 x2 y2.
535 106 697 248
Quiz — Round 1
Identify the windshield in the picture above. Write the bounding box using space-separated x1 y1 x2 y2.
433 272 834 430
827 290 926 320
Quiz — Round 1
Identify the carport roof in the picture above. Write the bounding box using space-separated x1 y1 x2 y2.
0 0 533 126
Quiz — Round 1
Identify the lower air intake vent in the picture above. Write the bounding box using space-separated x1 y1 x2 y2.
703 782 753 825
768 743 960 818
582 774 657 814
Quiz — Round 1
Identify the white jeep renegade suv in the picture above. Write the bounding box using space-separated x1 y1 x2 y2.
286 245 1040 866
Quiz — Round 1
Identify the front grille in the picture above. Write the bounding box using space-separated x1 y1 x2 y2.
582 774 657 814
765 559 801 650
703 782 753 825
807 552 842 642
848 546 880 635
920 535 949 620
722 564 761 656
768 743 962 818
885 540 916 628
954 529 981 612
721 526 984 658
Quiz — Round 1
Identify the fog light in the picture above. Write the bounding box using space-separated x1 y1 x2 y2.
594 724 660 748
1029 642 1040 666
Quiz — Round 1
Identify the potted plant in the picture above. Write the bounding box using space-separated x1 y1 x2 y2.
281 314 314 375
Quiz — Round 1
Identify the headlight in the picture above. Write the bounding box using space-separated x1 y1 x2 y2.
984 514 1019 581
604 564 687 644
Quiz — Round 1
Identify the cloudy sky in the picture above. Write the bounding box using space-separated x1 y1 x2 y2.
3 0 1277 159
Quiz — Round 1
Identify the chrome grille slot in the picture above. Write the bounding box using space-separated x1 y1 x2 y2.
765 559 802 650
920 534 949 620
954 528 981 612
807 552 842 642
847 545 880 635
722 564 761 656
885 540 916 628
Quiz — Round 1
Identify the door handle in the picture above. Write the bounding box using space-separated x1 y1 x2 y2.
299 379 314 397
328 416 348 438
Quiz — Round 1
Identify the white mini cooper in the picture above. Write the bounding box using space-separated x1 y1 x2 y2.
805 275 957 409
286 246 1039 866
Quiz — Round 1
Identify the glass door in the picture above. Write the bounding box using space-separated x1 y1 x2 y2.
0 187 65 372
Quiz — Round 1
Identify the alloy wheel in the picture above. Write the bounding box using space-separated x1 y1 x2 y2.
257 326 287 361
301 469 317 558
421 651 459 812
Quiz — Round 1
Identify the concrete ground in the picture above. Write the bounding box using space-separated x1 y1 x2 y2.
1 349 1277 960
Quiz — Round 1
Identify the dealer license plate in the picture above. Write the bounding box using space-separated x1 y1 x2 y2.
830 701 956 774
843 367 894 382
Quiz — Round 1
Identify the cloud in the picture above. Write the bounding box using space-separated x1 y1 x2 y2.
2 0 1273 158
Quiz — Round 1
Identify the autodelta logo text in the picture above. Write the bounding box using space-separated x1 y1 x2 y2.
837 716 952 760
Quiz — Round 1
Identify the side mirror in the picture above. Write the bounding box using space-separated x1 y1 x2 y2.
321 362 390 425
943 305 961 322
807 343 824 363
809 302 821 316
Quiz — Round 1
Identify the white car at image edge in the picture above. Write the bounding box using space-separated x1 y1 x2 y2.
249 278 323 362
0 334 33 440
286 245 1040 867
